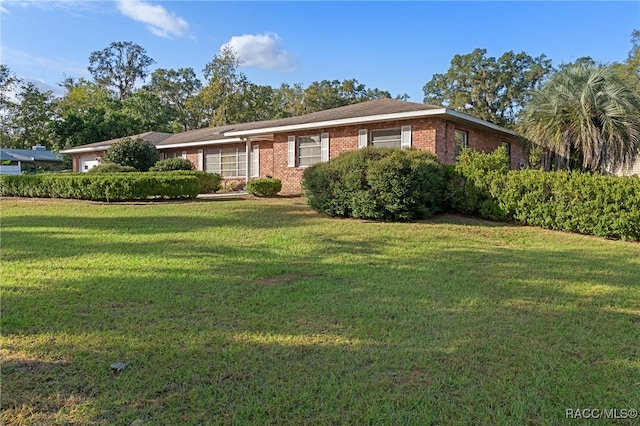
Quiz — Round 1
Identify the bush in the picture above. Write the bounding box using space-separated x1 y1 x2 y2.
303 147 447 221
0 173 202 201
102 137 160 171
447 148 640 241
150 158 195 172
246 178 282 197
86 162 138 173
165 170 222 194
447 147 510 221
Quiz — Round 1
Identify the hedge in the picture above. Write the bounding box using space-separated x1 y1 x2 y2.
303 147 446 221
449 148 640 241
246 178 282 197
0 171 222 201
149 158 195 172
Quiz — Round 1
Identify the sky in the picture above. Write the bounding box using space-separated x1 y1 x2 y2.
1 1 639 102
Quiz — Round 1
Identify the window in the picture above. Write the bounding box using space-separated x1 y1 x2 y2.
288 133 328 167
454 130 468 158
205 147 246 177
371 128 402 148
298 135 322 167
501 141 511 160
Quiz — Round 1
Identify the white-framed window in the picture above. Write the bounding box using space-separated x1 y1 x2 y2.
288 133 329 167
205 146 246 178
298 135 322 167
371 128 402 148
454 130 468 158
359 126 411 149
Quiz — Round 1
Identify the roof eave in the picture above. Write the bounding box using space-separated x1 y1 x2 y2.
60 145 110 154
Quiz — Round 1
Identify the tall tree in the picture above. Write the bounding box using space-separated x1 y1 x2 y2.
147 68 203 131
519 63 640 173
423 48 552 127
0 65 22 147
88 41 155 100
5 82 57 149
198 45 248 126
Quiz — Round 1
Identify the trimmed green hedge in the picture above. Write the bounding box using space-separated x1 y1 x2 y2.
0 171 221 201
86 162 138 173
150 158 195 172
303 147 446 221
247 178 282 197
449 148 640 241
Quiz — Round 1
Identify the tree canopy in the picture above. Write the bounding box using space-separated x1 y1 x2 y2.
423 48 552 127
519 63 640 172
88 41 155 100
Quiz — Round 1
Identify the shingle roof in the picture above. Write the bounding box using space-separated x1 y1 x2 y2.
62 99 516 152
0 148 63 162
157 99 442 146
60 132 173 153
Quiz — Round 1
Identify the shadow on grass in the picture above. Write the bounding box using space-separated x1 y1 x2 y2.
2 200 640 424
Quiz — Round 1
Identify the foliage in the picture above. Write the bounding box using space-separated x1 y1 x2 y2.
88 41 155 100
446 147 510 221
102 137 160 172
149 158 195 172
448 148 640 241
519 63 640 173
169 170 222 193
303 147 446 221
86 162 138 173
246 178 282 197
423 48 552 126
147 67 204 131
0 173 200 201
1 81 57 150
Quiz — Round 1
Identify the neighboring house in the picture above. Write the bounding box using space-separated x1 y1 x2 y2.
614 155 640 176
0 145 64 175
61 132 172 172
62 99 527 193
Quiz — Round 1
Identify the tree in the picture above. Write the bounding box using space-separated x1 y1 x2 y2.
199 45 249 126
519 63 640 173
423 48 552 126
121 89 174 133
0 65 22 147
2 81 57 150
88 41 155 100
147 68 203 131
102 137 160 171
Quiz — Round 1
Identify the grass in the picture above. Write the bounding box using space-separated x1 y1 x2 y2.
1 196 639 425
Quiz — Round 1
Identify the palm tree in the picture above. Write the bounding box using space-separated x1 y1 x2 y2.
519 63 640 173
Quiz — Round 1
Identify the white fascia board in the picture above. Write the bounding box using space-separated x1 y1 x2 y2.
224 108 517 138
444 109 518 136
157 138 244 149
224 109 448 137
60 145 110 154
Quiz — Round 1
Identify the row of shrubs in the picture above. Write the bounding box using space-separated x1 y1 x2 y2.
0 171 222 201
302 147 640 241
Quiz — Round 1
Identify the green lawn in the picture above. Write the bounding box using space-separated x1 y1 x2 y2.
2 196 639 425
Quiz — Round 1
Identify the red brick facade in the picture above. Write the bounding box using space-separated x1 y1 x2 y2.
70 117 525 195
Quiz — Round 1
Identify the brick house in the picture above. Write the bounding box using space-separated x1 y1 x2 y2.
62 99 526 194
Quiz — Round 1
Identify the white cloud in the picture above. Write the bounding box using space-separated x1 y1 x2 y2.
223 33 295 71
1 46 87 77
116 0 189 38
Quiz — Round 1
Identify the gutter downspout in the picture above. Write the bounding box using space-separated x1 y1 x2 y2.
244 138 250 187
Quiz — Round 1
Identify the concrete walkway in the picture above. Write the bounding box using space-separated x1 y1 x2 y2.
197 190 249 199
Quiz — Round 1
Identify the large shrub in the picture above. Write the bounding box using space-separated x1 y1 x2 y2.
86 162 138 173
447 147 510 221
150 158 195 172
102 137 160 172
247 178 282 197
303 147 447 221
167 171 222 193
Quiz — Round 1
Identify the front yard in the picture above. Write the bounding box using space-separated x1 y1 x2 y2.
1 196 639 425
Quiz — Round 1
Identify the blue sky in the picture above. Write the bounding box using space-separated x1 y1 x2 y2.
1 1 638 102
